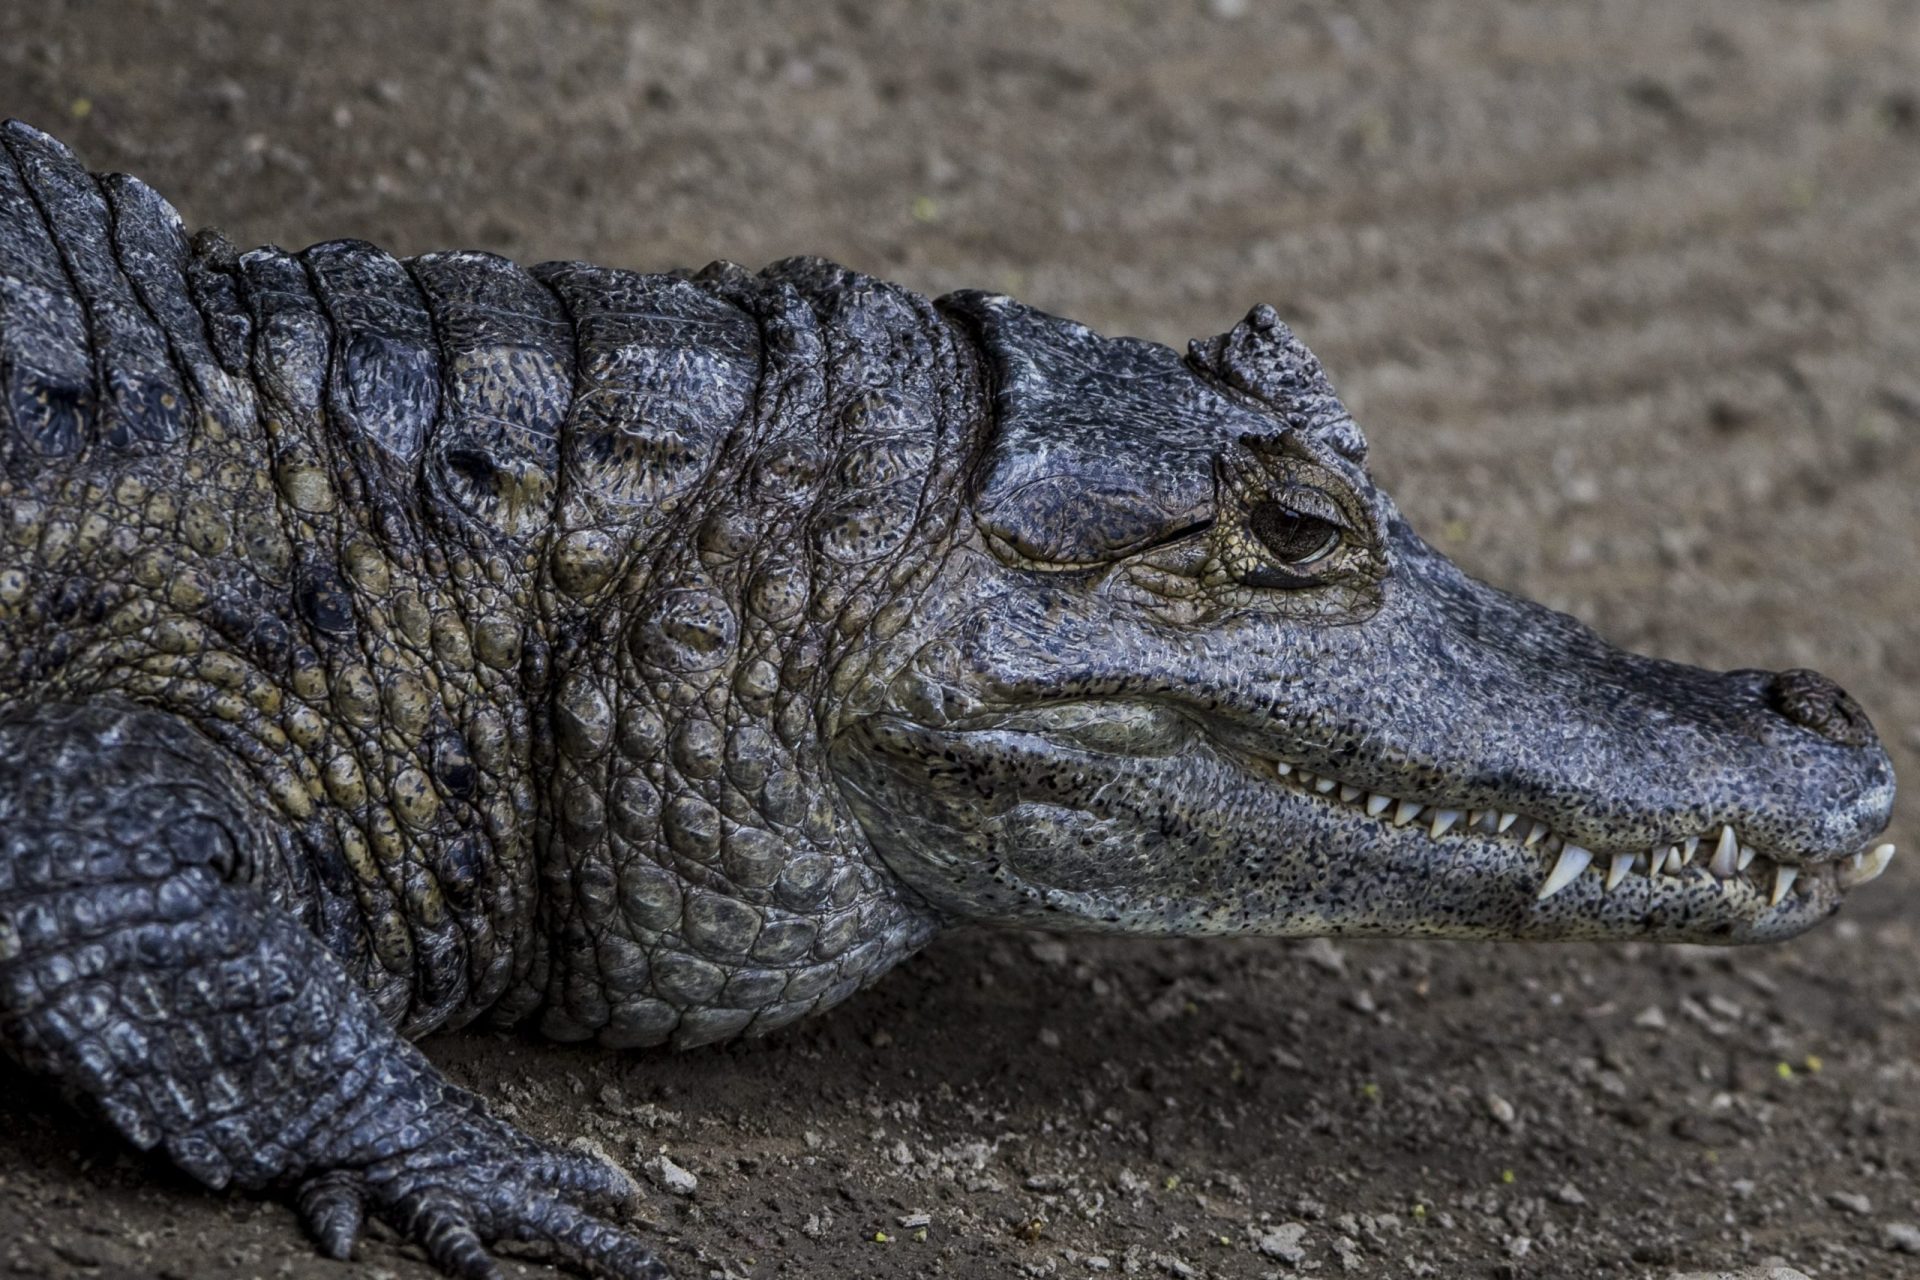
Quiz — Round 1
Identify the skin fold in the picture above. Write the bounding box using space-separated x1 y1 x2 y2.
0 120 1896 1278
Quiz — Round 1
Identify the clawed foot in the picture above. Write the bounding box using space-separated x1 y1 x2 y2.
295 1093 669 1279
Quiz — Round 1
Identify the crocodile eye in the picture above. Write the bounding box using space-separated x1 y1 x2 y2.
1247 501 1341 566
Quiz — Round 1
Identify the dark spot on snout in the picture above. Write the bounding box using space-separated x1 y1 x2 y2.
1766 668 1875 748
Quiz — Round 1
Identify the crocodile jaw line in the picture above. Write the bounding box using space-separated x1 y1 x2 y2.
1256 752 1897 916
836 710 1894 948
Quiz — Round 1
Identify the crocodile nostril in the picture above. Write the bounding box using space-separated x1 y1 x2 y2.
1766 668 1876 747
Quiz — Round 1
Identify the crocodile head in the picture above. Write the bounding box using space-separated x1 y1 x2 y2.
832 293 1897 944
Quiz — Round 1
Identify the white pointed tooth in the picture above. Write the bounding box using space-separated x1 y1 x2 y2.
1274 761 1293 776
1710 825 1740 878
1606 852 1635 892
1737 845 1756 872
1769 864 1798 907
1681 835 1699 861
1523 821 1549 847
1428 809 1461 839
1844 843 1896 887
1669 841 1692 867
1661 845 1681 872
1339 783 1362 803
1315 775 1338 794
1393 799 1424 826
1720 821 1751 871
1537 844 1593 901
1646 847 1666 879
1467 809 1487 830
1497 812 1519 834
1366 793 1393 818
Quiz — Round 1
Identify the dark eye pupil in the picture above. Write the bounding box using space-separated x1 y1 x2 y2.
1248 502 1338 563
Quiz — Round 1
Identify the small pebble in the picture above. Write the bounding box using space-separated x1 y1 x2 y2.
1297 938 1347 976
1256 1222 1307 1263
644 1154 697 1197
1828 1190 1873 1216
1028 938 1070 967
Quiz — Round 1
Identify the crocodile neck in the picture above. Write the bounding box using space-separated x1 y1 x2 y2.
529 258 984 1049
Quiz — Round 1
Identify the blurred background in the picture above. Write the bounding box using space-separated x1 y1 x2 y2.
2 2 1917 1277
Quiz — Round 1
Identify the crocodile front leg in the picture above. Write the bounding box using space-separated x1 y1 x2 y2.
0 703 668 1279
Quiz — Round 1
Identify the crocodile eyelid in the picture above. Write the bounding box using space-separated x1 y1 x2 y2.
1131 517 1215 554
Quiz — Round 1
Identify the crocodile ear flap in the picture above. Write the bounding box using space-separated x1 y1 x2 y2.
943 291 1270 567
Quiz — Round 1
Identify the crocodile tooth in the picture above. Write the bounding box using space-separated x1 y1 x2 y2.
1843 843 1896 887
1681 835 1699 861
1537 845 1593 900
1467 809 1486 830
1274 761 1293 777
1709 825 1740 878
1429 809 1461 839
1366 793 1393 817
1315 776 1338 794
1737 845 1756 872
1393 799 1424 826
1768 864 1797 906
1605 852 1635 892
1339 783 1361 802
1523 821 1549 847
1497 812 1520 834
1671 841 1692 867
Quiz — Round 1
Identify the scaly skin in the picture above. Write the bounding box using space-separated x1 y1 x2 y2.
0 121 1898 1278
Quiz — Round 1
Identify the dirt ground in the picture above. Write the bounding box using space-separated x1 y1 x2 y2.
3 2 1919 1277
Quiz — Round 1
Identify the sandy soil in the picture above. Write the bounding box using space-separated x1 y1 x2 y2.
2 2 1919 1277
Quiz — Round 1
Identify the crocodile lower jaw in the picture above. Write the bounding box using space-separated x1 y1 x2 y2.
1255 756 1896 907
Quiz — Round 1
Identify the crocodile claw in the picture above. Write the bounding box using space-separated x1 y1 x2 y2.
296 1098 668 1280
296 1169 367 1261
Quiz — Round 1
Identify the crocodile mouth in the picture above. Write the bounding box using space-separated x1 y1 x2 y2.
1239 749 1897 911
837 697 1894 944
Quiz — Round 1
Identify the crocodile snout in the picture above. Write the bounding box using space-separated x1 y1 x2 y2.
1764 668 1877 749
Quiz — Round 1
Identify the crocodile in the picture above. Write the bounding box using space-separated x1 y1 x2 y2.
0 119 1898 1279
